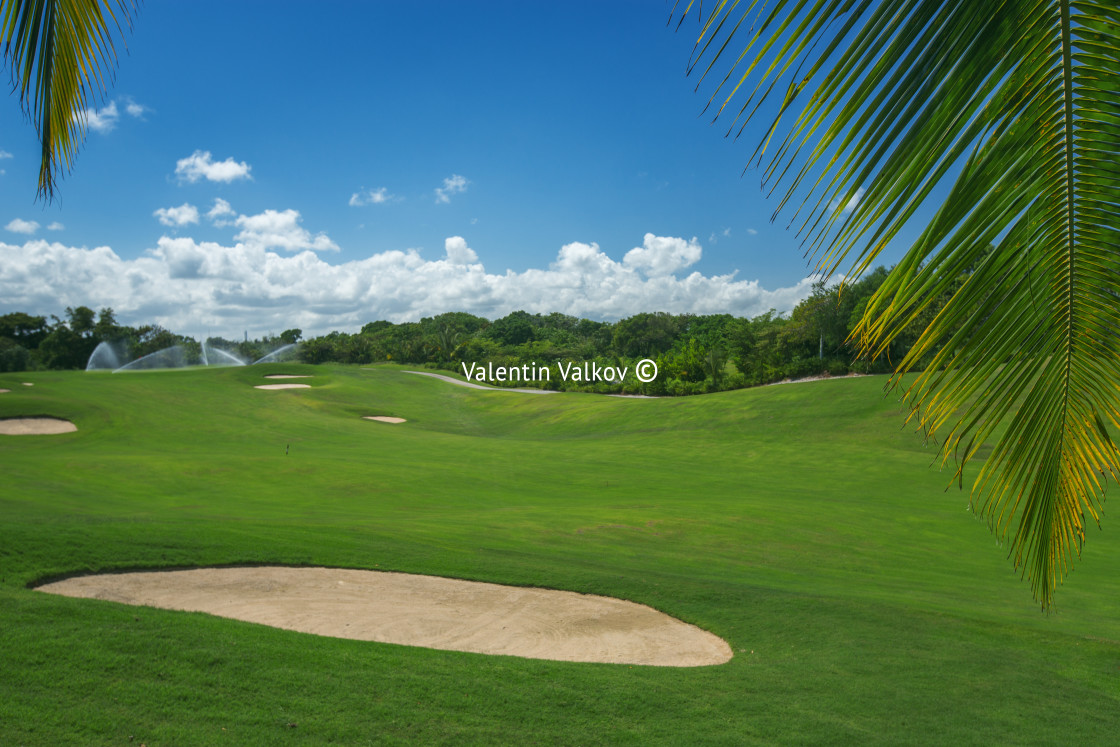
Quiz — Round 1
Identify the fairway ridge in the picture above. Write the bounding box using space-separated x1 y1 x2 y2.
403 369 557 394
37 566 732 666
0 417 77 435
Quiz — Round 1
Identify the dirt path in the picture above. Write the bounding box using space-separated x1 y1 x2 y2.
403 370 557 394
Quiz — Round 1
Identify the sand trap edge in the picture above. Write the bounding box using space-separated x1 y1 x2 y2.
364 416 407 424
35 566 732 667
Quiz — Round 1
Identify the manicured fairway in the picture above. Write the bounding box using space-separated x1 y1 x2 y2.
1 365 1118 744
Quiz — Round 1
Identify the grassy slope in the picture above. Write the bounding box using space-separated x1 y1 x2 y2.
0 364 1117 745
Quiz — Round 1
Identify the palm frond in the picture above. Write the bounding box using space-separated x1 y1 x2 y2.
675 0 1120 607
1 0 136 201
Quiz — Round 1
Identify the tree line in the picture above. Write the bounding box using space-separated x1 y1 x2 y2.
2 263 963 395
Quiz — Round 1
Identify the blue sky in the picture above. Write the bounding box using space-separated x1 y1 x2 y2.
0 1 906 338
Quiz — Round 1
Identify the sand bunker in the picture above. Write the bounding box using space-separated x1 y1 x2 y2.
254 383 311 390
37 566 731 666
263 374 312 379
22 382 33 386
364 416 407 424
0 388 9 394
0 417 77 435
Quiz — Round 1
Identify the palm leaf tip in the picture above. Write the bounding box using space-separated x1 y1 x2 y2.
672 0 1120 608
0 0 137 201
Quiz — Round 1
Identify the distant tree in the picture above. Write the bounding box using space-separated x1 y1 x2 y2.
65 306 96 337
0 338 31 372
433 325 462 362
0 312 49 348
37 325 90 369
487 311 535 346
611 312 681 358
361 320 394 336
93 307 121 340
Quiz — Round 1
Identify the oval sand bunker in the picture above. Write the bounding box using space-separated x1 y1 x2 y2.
364 416 407 424
37 566 731 666
0 417 77 435
254 383 311 390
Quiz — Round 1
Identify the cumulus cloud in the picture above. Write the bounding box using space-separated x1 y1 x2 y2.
79 101 119 133
443 236 479 265
234 209 338 253
623 234 702 277
0 233 815 338
435 174 469 203
5 219 39 235
153 203 200 227
349 187 394 206
175 150 252 183
207 198 236 226
0 150 12 159
47 222 64 231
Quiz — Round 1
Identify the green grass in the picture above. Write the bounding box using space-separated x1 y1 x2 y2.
1 364 1118 745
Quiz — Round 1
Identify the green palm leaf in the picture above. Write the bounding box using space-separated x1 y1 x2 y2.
674 0 1120 608
1 0 136 201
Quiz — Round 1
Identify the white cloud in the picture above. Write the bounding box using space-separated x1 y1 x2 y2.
124 98 148 118
175 150 252 183
830 187 865 215
206 198 236 226
78 101 120 133
443 236 478 265
153 203 200 227
349 187 394 206
5 219 39 235
0 233 814 338
0 150 12 159
623 234 702 277
234 209 338 253
708 227 732 244
47 222 64 231
747 228 758 235
435 174 469 203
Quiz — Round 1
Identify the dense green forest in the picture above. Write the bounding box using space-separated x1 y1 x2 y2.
1 265 957 395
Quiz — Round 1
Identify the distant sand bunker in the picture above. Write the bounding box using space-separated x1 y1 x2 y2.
254 383 311 390
263 374 312 379
0 388 9 394
37 566 731 666
0 417 77 435
364 416 407 424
